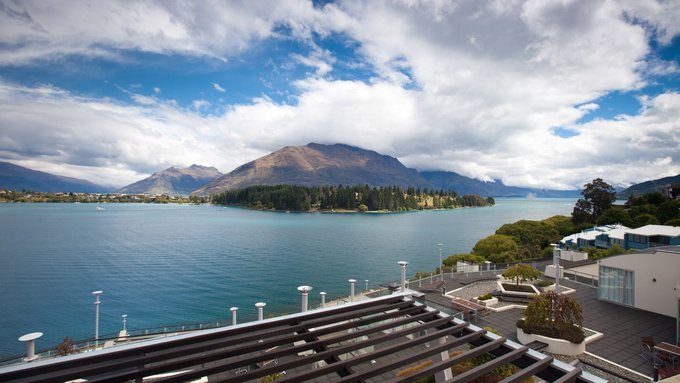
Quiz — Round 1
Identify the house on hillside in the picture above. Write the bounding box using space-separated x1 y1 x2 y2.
597 245 680 345
661 184 680 199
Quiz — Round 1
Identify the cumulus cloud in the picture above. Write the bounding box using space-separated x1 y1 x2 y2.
0 1 678 190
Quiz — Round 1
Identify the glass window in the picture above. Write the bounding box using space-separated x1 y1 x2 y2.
598 266 634 306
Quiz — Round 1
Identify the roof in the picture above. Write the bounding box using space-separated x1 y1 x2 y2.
0 292 603 383
561 224 630 244
625 224 680 237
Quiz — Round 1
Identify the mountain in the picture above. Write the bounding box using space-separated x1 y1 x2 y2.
420 171 580 197
617 174 680 199
193 143 433 195
0 162 109 193
118 165 222 195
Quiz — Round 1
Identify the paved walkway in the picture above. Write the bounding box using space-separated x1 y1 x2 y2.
415 273 677 380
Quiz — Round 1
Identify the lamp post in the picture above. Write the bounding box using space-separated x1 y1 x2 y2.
121 314 127 334
92 290 103 348
320 292 327 308
437 243 444 281
551 244 561 294
365 279 369 292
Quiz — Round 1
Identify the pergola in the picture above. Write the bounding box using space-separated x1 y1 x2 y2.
0 292 603 383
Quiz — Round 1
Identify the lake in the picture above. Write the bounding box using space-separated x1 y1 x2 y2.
0 198 575 356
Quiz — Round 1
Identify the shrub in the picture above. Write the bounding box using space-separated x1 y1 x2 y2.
56 337 75 356
519 291 584 343
478 293 493 300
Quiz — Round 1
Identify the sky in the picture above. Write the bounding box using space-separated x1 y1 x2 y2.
0 0 679 190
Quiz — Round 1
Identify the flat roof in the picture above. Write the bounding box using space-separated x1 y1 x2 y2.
625 224 680 237
0 292 603 383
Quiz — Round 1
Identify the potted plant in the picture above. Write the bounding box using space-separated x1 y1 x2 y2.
516 291 585 355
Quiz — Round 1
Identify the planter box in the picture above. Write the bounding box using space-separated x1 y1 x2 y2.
472 297 498 307
516 327 585 355
497 281 540 297
538 284 555 292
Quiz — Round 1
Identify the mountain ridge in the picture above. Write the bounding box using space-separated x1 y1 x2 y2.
0 162 110 193
117 164 222 195
193 143 433 195
617 174 680 199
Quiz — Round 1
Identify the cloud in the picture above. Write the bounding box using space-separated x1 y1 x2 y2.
0 1 678 190
0 0 323 64
212 82 225 93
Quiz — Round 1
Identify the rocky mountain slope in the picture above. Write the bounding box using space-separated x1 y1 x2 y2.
118 165 222 195
193 143 433 195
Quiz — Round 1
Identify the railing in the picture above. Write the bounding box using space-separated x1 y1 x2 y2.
562 269 598 287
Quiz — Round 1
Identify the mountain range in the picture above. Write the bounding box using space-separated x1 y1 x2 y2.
117 165 222 195
617 174 680 199
0 161 109 193
193 143 580 197
5 143 676 197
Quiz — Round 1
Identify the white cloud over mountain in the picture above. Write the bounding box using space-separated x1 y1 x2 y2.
0 0 678 189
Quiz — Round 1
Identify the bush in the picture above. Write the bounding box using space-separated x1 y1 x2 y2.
517 319 585 344
520 291 584 343
478 293 493 300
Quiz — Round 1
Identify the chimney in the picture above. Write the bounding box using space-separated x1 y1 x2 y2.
348 279 357 302
297 286 313 312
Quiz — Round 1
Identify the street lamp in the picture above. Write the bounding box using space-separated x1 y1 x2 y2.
92 290 103 348
437 243 444 281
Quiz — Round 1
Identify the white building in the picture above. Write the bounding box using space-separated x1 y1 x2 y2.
560 224 629 249
597 246 680 344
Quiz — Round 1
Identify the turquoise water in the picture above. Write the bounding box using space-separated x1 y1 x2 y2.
0 198 575 356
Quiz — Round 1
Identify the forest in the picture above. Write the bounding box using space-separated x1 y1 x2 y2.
211 184 494 212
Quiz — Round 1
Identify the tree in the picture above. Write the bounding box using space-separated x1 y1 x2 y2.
596 207 632 227
502 264 542 286
472 234 519 262
495 220 560 258
572 178 616 224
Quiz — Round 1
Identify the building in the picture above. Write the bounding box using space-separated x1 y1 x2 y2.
661 184 680 200
560 224 680 251
598 245 680 345
623 224 680 250
0 291 604 383
560 224 629 249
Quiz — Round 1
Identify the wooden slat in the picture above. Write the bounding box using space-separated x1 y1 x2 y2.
498 355 554 383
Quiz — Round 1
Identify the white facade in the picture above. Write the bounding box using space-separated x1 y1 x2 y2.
598 246 680 319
